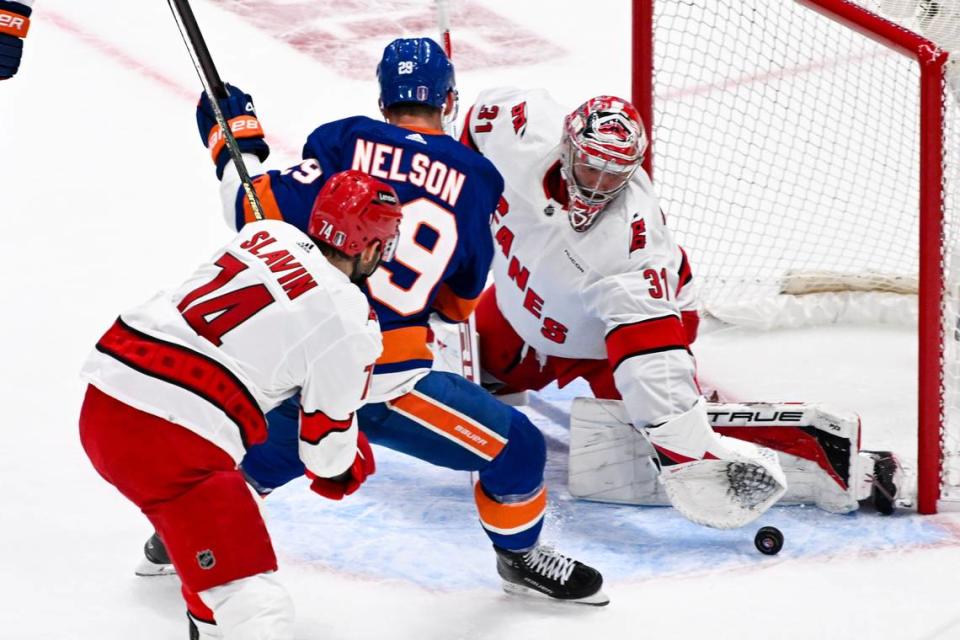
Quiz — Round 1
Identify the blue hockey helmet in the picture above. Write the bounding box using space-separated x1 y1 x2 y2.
377 38 456 109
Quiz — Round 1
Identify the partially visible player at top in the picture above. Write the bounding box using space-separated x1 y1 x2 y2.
461 88 787 527
0 0 33 79
79 171 401 639
168 38 608 605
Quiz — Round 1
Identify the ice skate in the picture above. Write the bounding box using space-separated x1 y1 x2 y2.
134 532 176 577
494 544 609 606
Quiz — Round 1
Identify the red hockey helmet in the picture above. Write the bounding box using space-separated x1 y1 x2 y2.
560 96 647 232
308 170 403 261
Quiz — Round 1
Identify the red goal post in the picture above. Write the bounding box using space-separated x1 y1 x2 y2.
631 0 955 514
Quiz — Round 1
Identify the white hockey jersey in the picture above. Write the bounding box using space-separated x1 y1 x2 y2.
81 220 381 477
463 88 699 428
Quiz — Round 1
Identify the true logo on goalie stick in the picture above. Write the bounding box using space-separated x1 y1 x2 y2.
196 549 216 570
707 410 805 424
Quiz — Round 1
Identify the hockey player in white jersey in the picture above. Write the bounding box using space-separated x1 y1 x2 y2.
78 170 402 639
462 89 788 528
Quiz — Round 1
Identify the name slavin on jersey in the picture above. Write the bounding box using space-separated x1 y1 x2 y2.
351 139 466 207
239 231 318 300
493 197 569 344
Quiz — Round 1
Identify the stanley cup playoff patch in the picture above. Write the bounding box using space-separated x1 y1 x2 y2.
197 549 216 570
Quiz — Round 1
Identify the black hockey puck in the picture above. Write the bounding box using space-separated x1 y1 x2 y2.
754 526 784 555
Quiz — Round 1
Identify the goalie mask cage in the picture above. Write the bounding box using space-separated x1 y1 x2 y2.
631 0 959 514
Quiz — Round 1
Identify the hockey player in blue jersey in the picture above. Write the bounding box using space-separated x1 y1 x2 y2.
144 37 607 608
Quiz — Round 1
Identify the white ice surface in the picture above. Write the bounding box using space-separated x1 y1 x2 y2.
3 1 960 638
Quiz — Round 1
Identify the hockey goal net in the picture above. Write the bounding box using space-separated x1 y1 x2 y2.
632 0 960 513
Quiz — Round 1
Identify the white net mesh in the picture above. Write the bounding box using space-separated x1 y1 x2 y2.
645 0 960 506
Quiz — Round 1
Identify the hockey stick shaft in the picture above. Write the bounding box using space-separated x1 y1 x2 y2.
167 0 265 221
433 0 480 385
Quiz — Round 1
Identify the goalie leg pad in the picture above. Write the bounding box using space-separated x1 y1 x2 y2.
708 403 864 513
569 399 893 514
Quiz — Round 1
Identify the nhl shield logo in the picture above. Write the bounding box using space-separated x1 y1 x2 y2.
197 549 216 570
416 86 429 101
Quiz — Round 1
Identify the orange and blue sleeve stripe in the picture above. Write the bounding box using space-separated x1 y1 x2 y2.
234 170 323 231
373 327 434 374
431 283 481 323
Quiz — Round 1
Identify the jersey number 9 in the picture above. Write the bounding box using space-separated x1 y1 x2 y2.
366 198 458 316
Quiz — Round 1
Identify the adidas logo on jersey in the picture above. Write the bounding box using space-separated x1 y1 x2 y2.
405 133 427 144
297 241 315 253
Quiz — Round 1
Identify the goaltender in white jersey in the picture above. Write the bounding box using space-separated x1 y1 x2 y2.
463 87 788 529
463 88 698 426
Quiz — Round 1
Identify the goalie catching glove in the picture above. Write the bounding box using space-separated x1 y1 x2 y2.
196 82 270 179
306 431 376 500
642 398 788 529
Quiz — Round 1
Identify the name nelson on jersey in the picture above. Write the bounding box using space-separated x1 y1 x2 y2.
351 139 466 207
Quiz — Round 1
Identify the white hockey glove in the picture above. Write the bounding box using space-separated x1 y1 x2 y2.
644 398 788 529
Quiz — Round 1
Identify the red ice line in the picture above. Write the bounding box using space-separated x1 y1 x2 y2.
43 9 301 158
44 5 879 134
207 0 566 77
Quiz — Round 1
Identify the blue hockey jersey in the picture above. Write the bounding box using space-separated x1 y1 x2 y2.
223 116 503 396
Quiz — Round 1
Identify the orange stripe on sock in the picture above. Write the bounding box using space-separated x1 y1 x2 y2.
388 391 506 461
474 484 547 534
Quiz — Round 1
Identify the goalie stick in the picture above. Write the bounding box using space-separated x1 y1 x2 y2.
435 0 453 62
167 0 265 221
432 0 481 385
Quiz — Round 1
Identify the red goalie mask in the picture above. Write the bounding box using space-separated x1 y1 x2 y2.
561 96 647 232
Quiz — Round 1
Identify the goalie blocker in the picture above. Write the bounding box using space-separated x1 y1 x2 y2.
569 398 901 515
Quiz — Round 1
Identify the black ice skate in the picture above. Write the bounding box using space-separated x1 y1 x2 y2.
494 544 609 606
135 532 176 577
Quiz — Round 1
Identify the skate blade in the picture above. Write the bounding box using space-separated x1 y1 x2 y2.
501 580 610 606
134 558 176 577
